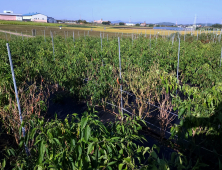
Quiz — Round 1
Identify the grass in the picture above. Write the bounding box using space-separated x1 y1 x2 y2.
66 24 96 28
0 25 123 39
0 20 66 27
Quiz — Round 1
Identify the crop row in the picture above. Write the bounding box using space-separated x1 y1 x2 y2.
0 34 222 166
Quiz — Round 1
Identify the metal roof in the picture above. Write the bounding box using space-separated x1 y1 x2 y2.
0 13 22 16
23 12 40 16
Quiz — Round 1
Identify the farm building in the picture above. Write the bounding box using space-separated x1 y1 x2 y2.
125 23 135 26
47 17 57 23
94 19 103 24
23 12 47 22
140 21 146 27
0 11 22 21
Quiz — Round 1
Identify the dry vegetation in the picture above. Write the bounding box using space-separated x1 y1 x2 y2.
0 23 214 40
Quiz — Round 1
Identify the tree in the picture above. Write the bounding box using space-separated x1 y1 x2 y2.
135 23 140 26
119 22 125 25
102 21 111 25
77 20 87 24
212 24 222 29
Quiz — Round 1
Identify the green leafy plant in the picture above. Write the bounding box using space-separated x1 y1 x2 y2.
2 111 153 169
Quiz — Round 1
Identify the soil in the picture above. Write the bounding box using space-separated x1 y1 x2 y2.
43 89 177 160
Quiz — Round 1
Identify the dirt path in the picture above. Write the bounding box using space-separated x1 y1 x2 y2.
0 30 34 37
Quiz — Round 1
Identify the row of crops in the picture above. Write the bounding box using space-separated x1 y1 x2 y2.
0 33 222 169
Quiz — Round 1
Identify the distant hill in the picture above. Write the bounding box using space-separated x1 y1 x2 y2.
196 23 213 26
182 23 214 26
111 20 125 23
155 22 175 26
111 20 143 24
110 21 215 26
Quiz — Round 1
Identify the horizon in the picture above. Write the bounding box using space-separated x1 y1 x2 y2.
1 0 222 24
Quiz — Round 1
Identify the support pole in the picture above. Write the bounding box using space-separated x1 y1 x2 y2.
150 31 151 49
5 32 8 41
73 31 75 47
176 35 181 94
50 31 55 57
6 43 30 156
132 33 133 46
101 37 103 65
220 47 222 67
64 31 66 41
197 30 198 40
43 30 45 42
184 30 186 41
118 37 123 119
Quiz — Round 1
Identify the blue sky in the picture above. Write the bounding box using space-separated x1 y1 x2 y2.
1 0 222 24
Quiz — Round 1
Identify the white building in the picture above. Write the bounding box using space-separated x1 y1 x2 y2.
0 11 22 21
94 19 103 24
125 23 135 26
23 12 47 23
16 16 23 21
186 26 195 31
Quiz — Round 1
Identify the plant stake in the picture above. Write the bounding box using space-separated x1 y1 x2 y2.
6 43 30 156
118 37 123 119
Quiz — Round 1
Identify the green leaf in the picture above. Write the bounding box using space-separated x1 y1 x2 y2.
30 128 37 139
122 125 124 133
2 158 6 168
124 157 131 163
111 137 120 141
47 130 53 140
118 163 124 170
137 147 142 153
53 138 61 146
69 157 75 170
78 145 82 157
151 151 158 159
19 140 24 148
188 128 192 136
9 148 15 156
107 145 112 153
107 166 112 170
70 139 75 148
37 165 43 170
91 138 98 142
143 147 150 155
84 125 91 142
37 140 45 164
108 161 117 166
87 142 94 154
81 117 88 130
180 119 184 126
178 108 185 118
152 144 160 153
119 149 123 155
